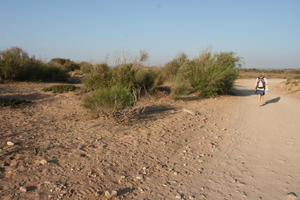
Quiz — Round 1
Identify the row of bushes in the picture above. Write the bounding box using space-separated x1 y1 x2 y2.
82 52 240 115
0 47 74 82
1 47 241 115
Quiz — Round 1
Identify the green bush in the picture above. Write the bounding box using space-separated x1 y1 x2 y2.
171 73 192 97
15 60 69 82
174 52 240 97
0 47 30 80
49 58 80 72
83 63 165 114
83 85 134 113
292 75 300 80
83 63 112 91
134 68 160 94
111 64 136 88
42 85 77 93
163 53 188 81
111 64 165 97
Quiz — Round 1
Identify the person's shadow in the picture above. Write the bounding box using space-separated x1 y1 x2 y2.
261 97 281 106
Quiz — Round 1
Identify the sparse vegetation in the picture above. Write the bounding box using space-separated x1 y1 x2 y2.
238 68 300 79
292 75 300 80
42 85 77 93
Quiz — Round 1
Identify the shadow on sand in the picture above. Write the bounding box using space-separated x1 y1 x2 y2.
138 105 177 120
261 97 281 106
231 88 255 96
0 93 51 101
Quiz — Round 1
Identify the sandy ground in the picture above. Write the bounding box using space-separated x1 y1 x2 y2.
0 79 299 200
0 82 234 200
197 79 300 200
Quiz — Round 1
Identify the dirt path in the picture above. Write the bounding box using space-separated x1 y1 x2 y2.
197 79 300 200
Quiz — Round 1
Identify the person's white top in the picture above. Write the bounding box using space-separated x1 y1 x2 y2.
255 77 268 91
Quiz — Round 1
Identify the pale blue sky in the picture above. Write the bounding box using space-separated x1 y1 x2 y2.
0 0 299 68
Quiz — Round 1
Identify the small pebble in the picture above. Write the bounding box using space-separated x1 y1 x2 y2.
39 159 48 165
19 186 27 193
104 190 117 198
118 176 125 183
7 141 14 146
136 175 144 180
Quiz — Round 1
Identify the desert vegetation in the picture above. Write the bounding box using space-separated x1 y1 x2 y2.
279 74 300 93
82 63 164 115
2 47 300 200
1 46 243 116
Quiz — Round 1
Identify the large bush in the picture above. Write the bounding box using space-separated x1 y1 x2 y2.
0 47 29 80
83 63 112 91
83 85 134 113
173 52 240 97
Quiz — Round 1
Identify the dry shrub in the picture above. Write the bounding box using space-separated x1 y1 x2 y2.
83 85 134 115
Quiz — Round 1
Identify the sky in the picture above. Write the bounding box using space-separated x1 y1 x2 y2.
0 0 300 68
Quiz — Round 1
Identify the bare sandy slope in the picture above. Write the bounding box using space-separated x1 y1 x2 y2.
0 82 236 200
197 79 300 200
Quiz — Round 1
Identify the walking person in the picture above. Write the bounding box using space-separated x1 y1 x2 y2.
255 75 268 106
